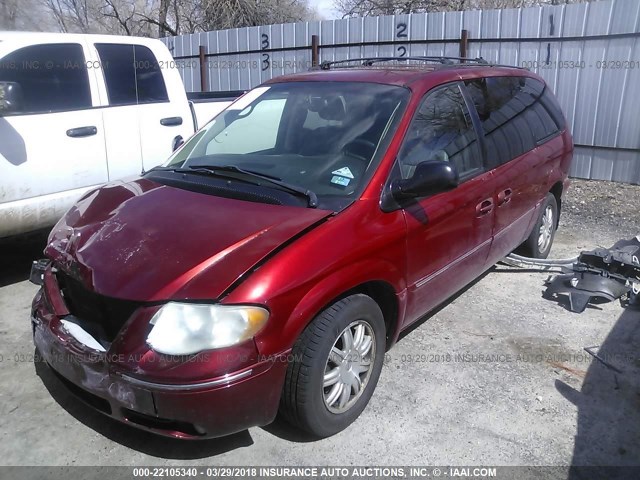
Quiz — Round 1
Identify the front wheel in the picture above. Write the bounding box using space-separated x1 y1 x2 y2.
279 294 386 437
521 193 558 259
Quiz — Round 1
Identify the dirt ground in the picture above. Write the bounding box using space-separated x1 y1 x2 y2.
0 179 638 475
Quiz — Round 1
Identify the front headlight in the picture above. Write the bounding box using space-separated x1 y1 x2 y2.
146 303 269 355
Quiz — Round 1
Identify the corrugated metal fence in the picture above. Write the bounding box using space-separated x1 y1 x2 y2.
162 0 640 184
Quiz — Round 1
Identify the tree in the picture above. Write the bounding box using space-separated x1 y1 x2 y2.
334 0 582 18
35 0 317 37
1 0 55 30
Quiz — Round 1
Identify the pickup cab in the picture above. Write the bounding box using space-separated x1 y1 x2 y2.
0 32 238 238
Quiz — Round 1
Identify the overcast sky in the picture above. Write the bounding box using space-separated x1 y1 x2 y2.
310 0 342 19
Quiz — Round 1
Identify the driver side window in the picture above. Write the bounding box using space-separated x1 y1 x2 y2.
398 83 482 181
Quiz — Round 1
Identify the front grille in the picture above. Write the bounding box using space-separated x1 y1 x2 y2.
56 271 141 344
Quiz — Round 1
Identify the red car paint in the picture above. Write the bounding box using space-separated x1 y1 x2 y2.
32 65 572 439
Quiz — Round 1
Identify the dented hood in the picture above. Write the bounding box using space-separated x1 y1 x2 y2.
45 178 331 301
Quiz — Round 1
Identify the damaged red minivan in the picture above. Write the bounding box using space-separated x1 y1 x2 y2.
31 58 572 439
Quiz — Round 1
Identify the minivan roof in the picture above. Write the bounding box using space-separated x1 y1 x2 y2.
266 64 537 89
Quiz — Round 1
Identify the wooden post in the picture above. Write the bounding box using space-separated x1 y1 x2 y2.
459 29 468 61
199 45 207 92
311 34 319 68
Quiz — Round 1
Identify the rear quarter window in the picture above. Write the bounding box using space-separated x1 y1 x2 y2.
95 43 169 106
464 76 564 168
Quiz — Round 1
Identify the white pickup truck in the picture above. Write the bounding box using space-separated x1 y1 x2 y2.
0 32 241 238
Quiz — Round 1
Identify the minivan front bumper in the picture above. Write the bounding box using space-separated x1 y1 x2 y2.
31 287 287 439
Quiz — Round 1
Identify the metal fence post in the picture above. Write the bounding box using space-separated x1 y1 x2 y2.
311 34 319 68
460 29 468 61
199 45 207 92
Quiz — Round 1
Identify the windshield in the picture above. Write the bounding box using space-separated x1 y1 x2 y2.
165 81 409 210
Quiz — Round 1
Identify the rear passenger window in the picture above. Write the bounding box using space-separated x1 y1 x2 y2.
464 76 563 168
95 44 169 106
398 83 482 181
0 43 91 114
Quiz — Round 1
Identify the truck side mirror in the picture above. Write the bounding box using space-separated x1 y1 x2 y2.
0 82 24 115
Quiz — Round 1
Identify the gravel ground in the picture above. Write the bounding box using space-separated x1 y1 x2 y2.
562 179 640 246
0 178 639 476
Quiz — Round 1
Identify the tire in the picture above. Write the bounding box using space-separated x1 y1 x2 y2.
280 294 386 437
521 193 558 259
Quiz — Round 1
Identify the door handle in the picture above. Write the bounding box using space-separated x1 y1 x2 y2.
498 188 513 206
476 199 494 217
160 116 183 126
66 126 97 138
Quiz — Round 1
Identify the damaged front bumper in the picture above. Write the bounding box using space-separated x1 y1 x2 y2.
30 266 287 439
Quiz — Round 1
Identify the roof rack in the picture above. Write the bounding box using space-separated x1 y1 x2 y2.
318 56 525 70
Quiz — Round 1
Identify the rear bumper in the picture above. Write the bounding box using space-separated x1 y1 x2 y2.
31 290 287 439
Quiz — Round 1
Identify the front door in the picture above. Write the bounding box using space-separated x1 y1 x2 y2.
0 42 108 236
397 83 496 326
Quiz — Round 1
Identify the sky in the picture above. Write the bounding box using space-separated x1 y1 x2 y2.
309 0 342 19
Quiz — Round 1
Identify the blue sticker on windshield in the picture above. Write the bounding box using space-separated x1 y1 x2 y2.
331 175 351 186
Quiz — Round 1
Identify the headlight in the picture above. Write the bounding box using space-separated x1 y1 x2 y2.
146 303 269 355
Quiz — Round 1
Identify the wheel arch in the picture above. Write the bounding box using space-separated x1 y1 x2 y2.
549 181 563 227
281 261 407 354
331 280 401 351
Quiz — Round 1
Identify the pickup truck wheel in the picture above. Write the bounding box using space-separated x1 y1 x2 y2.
280 294 385 437
522 193 558 259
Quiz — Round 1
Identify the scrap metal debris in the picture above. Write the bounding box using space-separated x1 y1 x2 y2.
503 236 640 313
584 345 624 374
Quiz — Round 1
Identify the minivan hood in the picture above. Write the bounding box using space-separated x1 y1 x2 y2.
45 179 331 301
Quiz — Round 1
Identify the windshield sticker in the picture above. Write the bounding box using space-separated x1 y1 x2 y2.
227 86 271 110
331 175 351 187
331 167 354 179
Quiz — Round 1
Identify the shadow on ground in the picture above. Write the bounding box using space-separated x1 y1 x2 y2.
558 306 640 479
34 353 254 459
0 230 49 287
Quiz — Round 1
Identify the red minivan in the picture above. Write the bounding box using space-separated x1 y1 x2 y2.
31 58 572 439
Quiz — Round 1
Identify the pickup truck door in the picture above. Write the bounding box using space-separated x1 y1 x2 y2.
93 42 194 178
135 44 194 171
397 83 496 326
0 41 108 236
93 43 143 180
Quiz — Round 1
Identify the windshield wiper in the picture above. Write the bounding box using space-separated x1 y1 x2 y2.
183 164 319 208
146 164 318 208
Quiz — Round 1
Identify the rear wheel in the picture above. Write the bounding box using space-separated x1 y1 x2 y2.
280 294 386 437
521 193 558 259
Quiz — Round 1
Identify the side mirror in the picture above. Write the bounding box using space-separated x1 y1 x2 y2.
392 160 458 199
0 82 24 115
172 135 184 152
